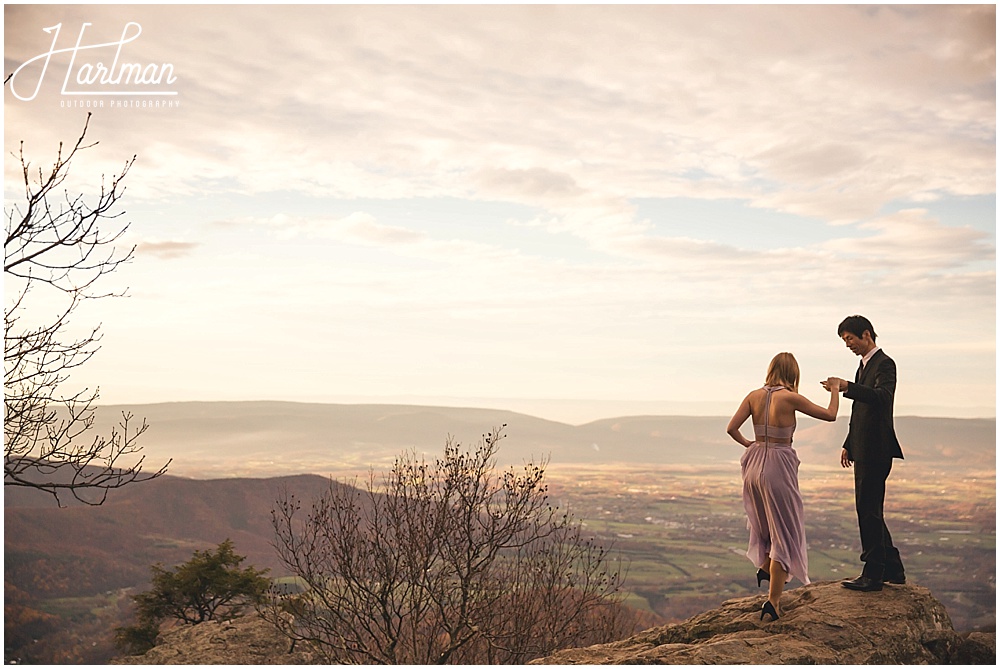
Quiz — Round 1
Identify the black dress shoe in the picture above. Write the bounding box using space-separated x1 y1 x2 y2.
842 575 883 591
883 574 906 585
760 600 779 621
756 568 770 588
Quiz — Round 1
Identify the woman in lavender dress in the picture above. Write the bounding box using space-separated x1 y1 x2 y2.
726 353 840 621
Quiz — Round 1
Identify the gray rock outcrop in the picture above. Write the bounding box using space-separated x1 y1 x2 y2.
533 581 995 664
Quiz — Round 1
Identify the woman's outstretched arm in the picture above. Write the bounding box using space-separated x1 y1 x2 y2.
790 379 840 422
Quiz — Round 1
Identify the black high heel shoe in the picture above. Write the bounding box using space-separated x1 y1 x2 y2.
760 600 779 621
756 568 770 588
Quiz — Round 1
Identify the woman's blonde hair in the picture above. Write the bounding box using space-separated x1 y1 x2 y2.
765 352 800 392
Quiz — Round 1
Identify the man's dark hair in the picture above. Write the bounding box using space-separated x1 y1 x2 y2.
838 315 877 342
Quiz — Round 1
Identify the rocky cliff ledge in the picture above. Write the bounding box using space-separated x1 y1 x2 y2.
116 581 993 664
114 615 315 665
533 581 994 664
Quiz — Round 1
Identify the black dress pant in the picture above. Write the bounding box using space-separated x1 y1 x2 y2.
854 459 905 580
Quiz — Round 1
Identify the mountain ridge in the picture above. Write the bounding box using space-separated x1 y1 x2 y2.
80 401 994 478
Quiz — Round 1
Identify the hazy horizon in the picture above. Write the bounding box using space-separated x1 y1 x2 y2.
5 5 995 422
94 395 997 426
75 400 995 485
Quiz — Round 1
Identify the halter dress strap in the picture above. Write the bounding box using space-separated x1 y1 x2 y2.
764 386 772 442
754 386 795 444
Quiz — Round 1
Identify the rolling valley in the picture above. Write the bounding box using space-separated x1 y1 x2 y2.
5 402 995 663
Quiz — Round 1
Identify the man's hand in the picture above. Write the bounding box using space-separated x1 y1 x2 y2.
840 448 852 468
821 377 848 392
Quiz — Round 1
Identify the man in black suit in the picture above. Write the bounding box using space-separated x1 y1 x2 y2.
822 315 905 592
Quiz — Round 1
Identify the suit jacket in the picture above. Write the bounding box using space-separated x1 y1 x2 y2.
843 349 904 463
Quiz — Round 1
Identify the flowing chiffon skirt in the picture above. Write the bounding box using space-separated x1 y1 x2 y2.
740 441 810 585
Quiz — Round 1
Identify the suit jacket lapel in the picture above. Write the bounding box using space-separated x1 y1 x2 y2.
859 349 882 385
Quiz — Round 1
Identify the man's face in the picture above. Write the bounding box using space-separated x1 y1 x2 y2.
841 331 875 357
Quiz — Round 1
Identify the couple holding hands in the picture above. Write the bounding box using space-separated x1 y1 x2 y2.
727 315 905 622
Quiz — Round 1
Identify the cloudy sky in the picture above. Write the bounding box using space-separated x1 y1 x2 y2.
4 4 995 422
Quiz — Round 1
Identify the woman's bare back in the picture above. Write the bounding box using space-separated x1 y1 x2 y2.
748 386 797 430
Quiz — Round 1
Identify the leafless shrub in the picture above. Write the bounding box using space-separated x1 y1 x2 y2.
262 426 640 663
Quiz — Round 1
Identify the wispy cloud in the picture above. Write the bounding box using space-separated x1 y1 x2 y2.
136 240 200 260
8 5 993 216
823 209 994 272
4 4 994 416
248 212 428 246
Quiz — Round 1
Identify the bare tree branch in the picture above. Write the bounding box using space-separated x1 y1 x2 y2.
4 113 170 506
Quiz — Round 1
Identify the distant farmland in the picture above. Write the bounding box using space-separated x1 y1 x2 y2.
543 462 995 631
